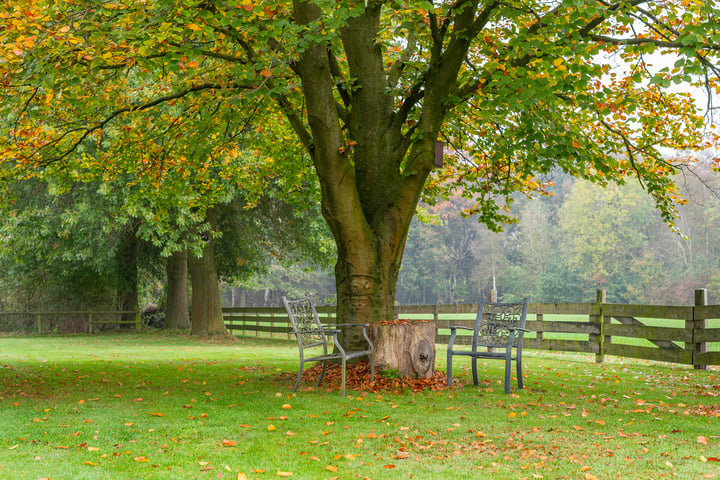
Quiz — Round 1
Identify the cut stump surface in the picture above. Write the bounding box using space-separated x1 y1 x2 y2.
368 319 436 378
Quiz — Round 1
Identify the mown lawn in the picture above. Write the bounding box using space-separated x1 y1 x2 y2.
1 332 719 479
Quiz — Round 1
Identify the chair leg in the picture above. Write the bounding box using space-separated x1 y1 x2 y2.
504 357 511 394
317 360 327 388
446 351 453 386
293 361 304 393
340 358 346 397
471 357 479 386
517 352 524 390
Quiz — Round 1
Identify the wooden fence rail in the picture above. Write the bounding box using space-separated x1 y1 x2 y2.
223 289 720 369
0 311 139 334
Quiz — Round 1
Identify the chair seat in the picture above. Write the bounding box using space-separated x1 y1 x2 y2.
450 350 514 359
304 349 373 363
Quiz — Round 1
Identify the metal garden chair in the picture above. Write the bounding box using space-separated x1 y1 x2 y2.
282 295 375 396
446 297 530 394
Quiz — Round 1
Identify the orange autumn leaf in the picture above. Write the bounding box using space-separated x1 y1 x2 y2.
134 456 150 462
149 412 164 417
223 439 237 447
383 464 396 469
698 436 709 445
326 465 338 472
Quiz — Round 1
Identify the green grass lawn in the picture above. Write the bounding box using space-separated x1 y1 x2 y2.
1 332 719 479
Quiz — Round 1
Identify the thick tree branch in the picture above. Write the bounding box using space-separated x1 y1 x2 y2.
41 83 239 164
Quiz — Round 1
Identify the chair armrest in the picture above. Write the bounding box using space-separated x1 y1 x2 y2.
509 328 532 333
292 328 340 335
448 325 474 331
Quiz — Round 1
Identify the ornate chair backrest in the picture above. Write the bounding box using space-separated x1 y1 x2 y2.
472 298 529 350
282 296 329 355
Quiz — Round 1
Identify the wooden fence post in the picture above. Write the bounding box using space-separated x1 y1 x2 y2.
88 312 93 334
591 289 606 364
691 288 708 370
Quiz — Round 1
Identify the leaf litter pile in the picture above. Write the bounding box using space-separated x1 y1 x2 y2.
293 361 450 393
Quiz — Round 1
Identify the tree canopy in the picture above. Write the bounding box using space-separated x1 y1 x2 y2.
2 0 720 329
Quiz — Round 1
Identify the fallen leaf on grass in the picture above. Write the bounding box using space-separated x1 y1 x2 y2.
326 465 338 472
149 412 164 417
383 464 396 469
698 436 709 445
134 456 150 462
277 471 293 477
238 474 248 480
222 440 237 447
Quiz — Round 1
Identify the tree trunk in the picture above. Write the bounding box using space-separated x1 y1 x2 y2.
116 224 138 325
369 321 436 378
291 3 447 367
189 210 228 336
165 249 190 329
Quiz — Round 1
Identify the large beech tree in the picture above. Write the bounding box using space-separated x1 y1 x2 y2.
2 1 719 341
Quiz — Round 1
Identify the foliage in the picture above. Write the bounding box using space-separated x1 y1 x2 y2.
2 333 720 479
2 0 720 324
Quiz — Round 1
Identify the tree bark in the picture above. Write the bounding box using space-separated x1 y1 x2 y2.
289 3 475 364
116 223 138 325
189 210 228 336
369 321 436 378
165 249 190 329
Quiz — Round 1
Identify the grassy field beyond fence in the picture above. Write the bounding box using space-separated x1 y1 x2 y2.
1 333 719 479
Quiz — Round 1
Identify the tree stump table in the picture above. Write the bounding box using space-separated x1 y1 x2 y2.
368 319 436 378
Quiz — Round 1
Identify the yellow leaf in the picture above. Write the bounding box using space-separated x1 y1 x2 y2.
508 411 517 418
134 456 150 462
268 425 276 431
326 465 338 472
238 474 248 480
277 471 293 477
83 461 97 466
187 23 201 31
149 412 164 417
282 404 292 409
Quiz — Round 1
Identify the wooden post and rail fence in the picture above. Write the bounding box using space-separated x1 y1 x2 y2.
0 311 140 334
222 288 720 369
1 288 718 368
